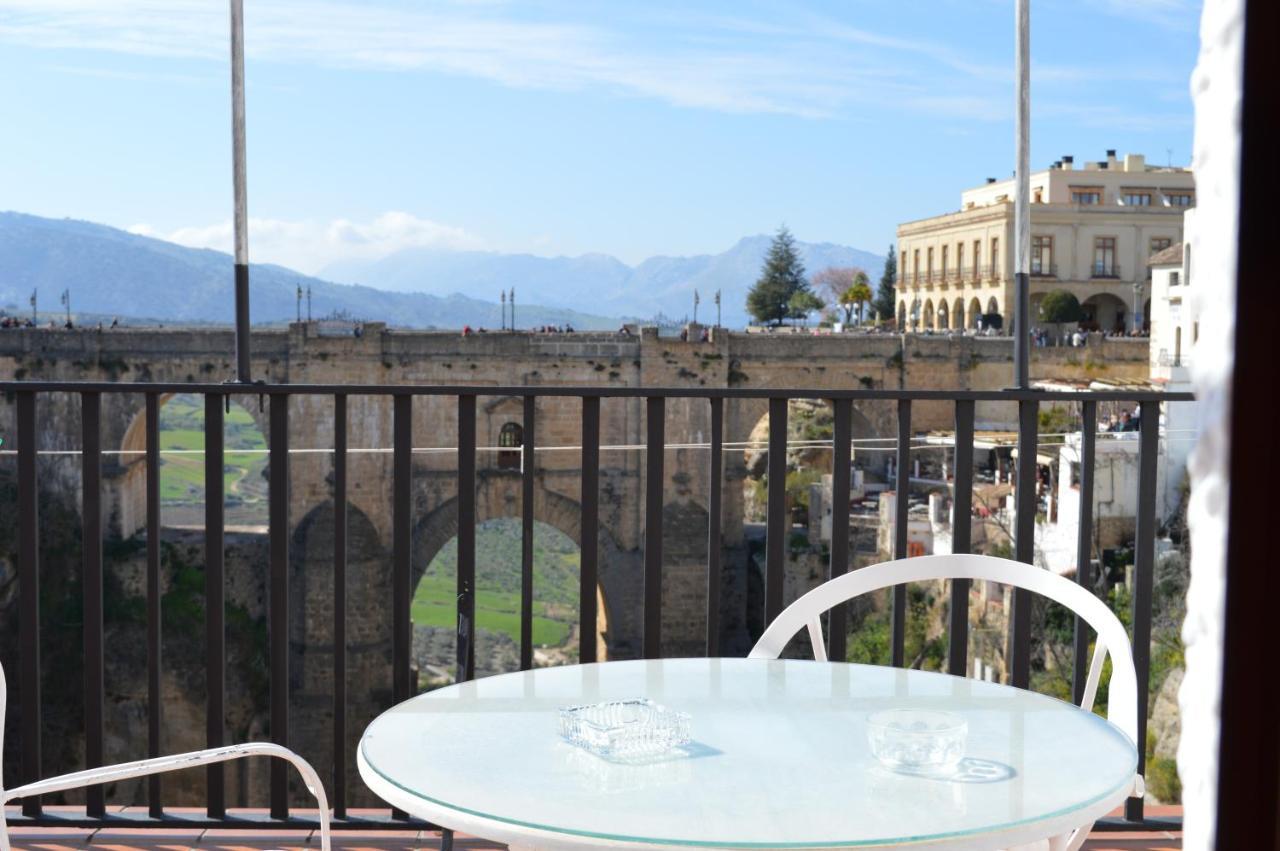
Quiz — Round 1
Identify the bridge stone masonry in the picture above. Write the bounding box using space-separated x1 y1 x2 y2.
0 323 1148 804
0 323 1152 651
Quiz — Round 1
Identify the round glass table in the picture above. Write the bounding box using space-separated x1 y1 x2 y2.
358 659 1137 850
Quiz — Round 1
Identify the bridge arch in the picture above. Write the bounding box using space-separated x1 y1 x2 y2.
115 392 271 537
411 488 623 661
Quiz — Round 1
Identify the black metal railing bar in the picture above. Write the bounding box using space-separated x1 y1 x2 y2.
1 380 1193 833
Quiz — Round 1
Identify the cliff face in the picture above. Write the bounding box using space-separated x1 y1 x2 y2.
0 507 277 808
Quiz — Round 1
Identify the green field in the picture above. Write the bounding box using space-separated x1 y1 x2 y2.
159 394 268 524
413 517 580 648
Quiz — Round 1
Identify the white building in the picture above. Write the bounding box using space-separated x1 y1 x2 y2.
897 150 1194 334
1148 208 1201 515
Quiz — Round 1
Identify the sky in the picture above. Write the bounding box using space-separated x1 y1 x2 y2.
0 0 1201 274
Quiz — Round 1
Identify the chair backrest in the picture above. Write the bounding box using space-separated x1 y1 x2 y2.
748 553 1139 746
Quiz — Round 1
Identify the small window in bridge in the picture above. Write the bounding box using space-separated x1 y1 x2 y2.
498 422 523 470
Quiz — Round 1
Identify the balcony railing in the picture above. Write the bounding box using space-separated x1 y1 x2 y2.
1031 262 1058 277
0 379 1192 835
1092 263 1122 279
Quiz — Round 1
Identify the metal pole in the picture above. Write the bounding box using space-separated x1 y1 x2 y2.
1012 0 1031 389
30 289 36 324
510 288 515 330
230 0 251 382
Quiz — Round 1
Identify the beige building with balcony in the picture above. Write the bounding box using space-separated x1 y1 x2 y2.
895 150 1194 334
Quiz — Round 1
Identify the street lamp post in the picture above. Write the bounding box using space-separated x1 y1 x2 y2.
29 289 36 325
307 286 312 321
1132 279 1146 334
230 0 251 382
501 290 507 330
60 289 70 325
1012 0 1031 388
296 284 302 323
694 289 700 325
715 289 721 327
510 288 515 330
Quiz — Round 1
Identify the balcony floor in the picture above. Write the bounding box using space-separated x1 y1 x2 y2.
4 807 1182 851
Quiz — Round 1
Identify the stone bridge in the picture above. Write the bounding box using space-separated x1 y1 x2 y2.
0 323 1147 803
0 324 1152 651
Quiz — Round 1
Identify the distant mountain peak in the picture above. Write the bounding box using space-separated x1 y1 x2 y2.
0 211 880 329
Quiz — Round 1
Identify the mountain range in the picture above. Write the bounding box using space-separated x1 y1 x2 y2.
0 212 883 329
321 238 883 328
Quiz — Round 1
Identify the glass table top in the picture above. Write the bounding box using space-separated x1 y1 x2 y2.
359 658 1137 848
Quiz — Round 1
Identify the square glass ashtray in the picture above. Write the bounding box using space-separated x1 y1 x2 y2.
866 709 968 776
558 698 691 760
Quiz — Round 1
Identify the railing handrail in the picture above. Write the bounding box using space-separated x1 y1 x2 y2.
0 380 1196 403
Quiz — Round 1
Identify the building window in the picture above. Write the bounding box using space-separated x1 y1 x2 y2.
1031 235 1053 276
1150 237 1172 257
1170 271 1181 287
956 243 964 278
1033 188 1043 203
941 245 948 278
1123 192 1152 206
927 247 934 279
900 251 906 282
1071 188 1102 205
1174 327 1182 366
498 422 523 470
1093 237 1117 278
973 240 981 280
913 249 920 279
990 237 999 280
1166 192 1194 207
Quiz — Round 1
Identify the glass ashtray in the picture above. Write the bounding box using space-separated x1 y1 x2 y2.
867 709 967 776
559 698 691 761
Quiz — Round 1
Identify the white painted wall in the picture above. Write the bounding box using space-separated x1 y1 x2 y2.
1180 0 1243 846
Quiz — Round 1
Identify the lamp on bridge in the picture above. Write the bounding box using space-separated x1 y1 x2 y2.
1132 278 1146 335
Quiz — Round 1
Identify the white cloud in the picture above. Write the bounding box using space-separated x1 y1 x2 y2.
0 0 1198 120
128 211 482 274
0 0 991 119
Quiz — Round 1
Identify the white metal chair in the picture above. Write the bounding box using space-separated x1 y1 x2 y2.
0 660 332 851
749 553 1143 851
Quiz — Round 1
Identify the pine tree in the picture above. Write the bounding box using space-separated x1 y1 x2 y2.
747 226 811 326
873 244 897 324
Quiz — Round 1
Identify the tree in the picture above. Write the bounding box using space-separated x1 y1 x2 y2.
747 226 811 326
839 272 873 325
873 244 897 325
788 290 825 326
1038 290 1083 346
812 267 863 316
1038 290 1083 324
